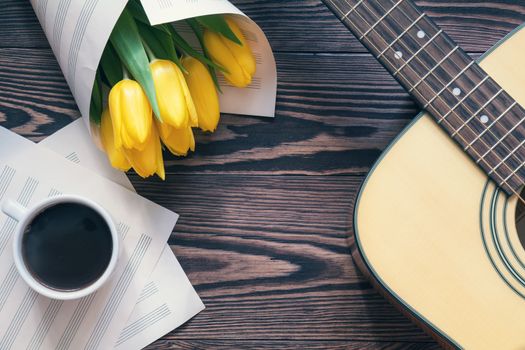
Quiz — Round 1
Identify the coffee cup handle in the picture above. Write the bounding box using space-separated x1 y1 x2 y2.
2 200 27 222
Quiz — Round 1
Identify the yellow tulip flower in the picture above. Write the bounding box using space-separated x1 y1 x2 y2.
150 59 198 129
203 18 256 88
156 121 195 157
182 56 220 132
100 108 131 171
109 79 152 151
123 125 165 180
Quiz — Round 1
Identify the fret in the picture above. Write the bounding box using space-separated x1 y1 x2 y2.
422 61 475 109
451 89 503 137
464 101 518 151
484 94 525 152
359 0 404 40
364 3 433 82
436 75 489 124
322 0 525 195
452 86 525 186
341 1 409 75
464 96 523 153
341 0 364 19
367 1 511 156
392 29 443 76
391 1 478 101
340 2 384 47
377 13 425 59
408 46 459 92
400 0 525 192
489 139 525 174
477 115 525 163
503 160 525 184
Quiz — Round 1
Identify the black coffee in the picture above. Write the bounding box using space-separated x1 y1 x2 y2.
22 202 113 291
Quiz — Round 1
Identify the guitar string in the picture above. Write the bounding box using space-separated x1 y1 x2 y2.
386 0 525 188
401 0 525 183
324 0 515 177
396 0 525 176
355 0 525 202
342 0 525 202
379 0 524 154
324 0 525 202
347 0 525 189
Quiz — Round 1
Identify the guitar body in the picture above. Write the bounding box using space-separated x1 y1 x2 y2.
354 24 525 349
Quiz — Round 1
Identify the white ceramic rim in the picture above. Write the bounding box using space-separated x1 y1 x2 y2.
11 195 119 300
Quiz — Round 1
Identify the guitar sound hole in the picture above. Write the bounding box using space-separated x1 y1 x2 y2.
515 196 525 250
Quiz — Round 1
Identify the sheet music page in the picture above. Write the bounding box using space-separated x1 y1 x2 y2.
40 120 205 349
29 0 276 133
29 0 128 131
0 126 178 349
139 0 241 25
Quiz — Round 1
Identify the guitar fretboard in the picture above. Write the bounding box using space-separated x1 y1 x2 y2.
323 0 525 195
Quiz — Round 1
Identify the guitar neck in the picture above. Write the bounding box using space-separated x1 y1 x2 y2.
322 0 525 195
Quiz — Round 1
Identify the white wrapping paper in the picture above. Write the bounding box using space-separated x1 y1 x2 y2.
29 0 277 133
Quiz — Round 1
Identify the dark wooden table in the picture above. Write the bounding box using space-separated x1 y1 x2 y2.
2 1 525 348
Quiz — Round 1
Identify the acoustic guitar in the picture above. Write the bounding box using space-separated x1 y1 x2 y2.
322 0 525 348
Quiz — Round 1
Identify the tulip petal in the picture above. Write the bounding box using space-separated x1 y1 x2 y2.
151 60 190 129
150 59 198 129
196 15 242 45
109 79 153 151
108 82 124 149
122 80 153 148
157 120 195 157
203 30 248 87
224 18 256 76
174 63 199 127
124 126 164 179
155 130 166 180
100 108 131 171
182 57 220 132
203 18 256 88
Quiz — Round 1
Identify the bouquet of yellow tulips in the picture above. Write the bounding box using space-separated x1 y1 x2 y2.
89 0 256 180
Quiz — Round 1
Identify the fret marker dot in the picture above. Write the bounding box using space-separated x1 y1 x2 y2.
394 51 403 59
452 87 461 96
417 30 426 39
480 115 489 124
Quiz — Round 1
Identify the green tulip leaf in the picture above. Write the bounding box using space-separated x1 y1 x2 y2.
110 8 161 120
159 23 223 72
100 43 123 86
196 14 242 45
136 21 185 72
186 18 222 92
127 0 150 25
90 72 103 125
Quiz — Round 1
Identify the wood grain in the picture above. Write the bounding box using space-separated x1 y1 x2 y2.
1 0 523 348
145 340 441 349
131 175 434 344
1 0 525 53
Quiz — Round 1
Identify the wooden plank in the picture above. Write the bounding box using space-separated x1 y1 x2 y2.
4 1 519 348
0 48 414 174
129 174 434 342
145 340 441 349
1 0 523 52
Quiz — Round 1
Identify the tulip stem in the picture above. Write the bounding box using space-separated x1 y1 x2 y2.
142 40 157 62
122 66 130 80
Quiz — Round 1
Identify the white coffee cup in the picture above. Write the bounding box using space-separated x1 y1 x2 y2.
1 195 119 300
